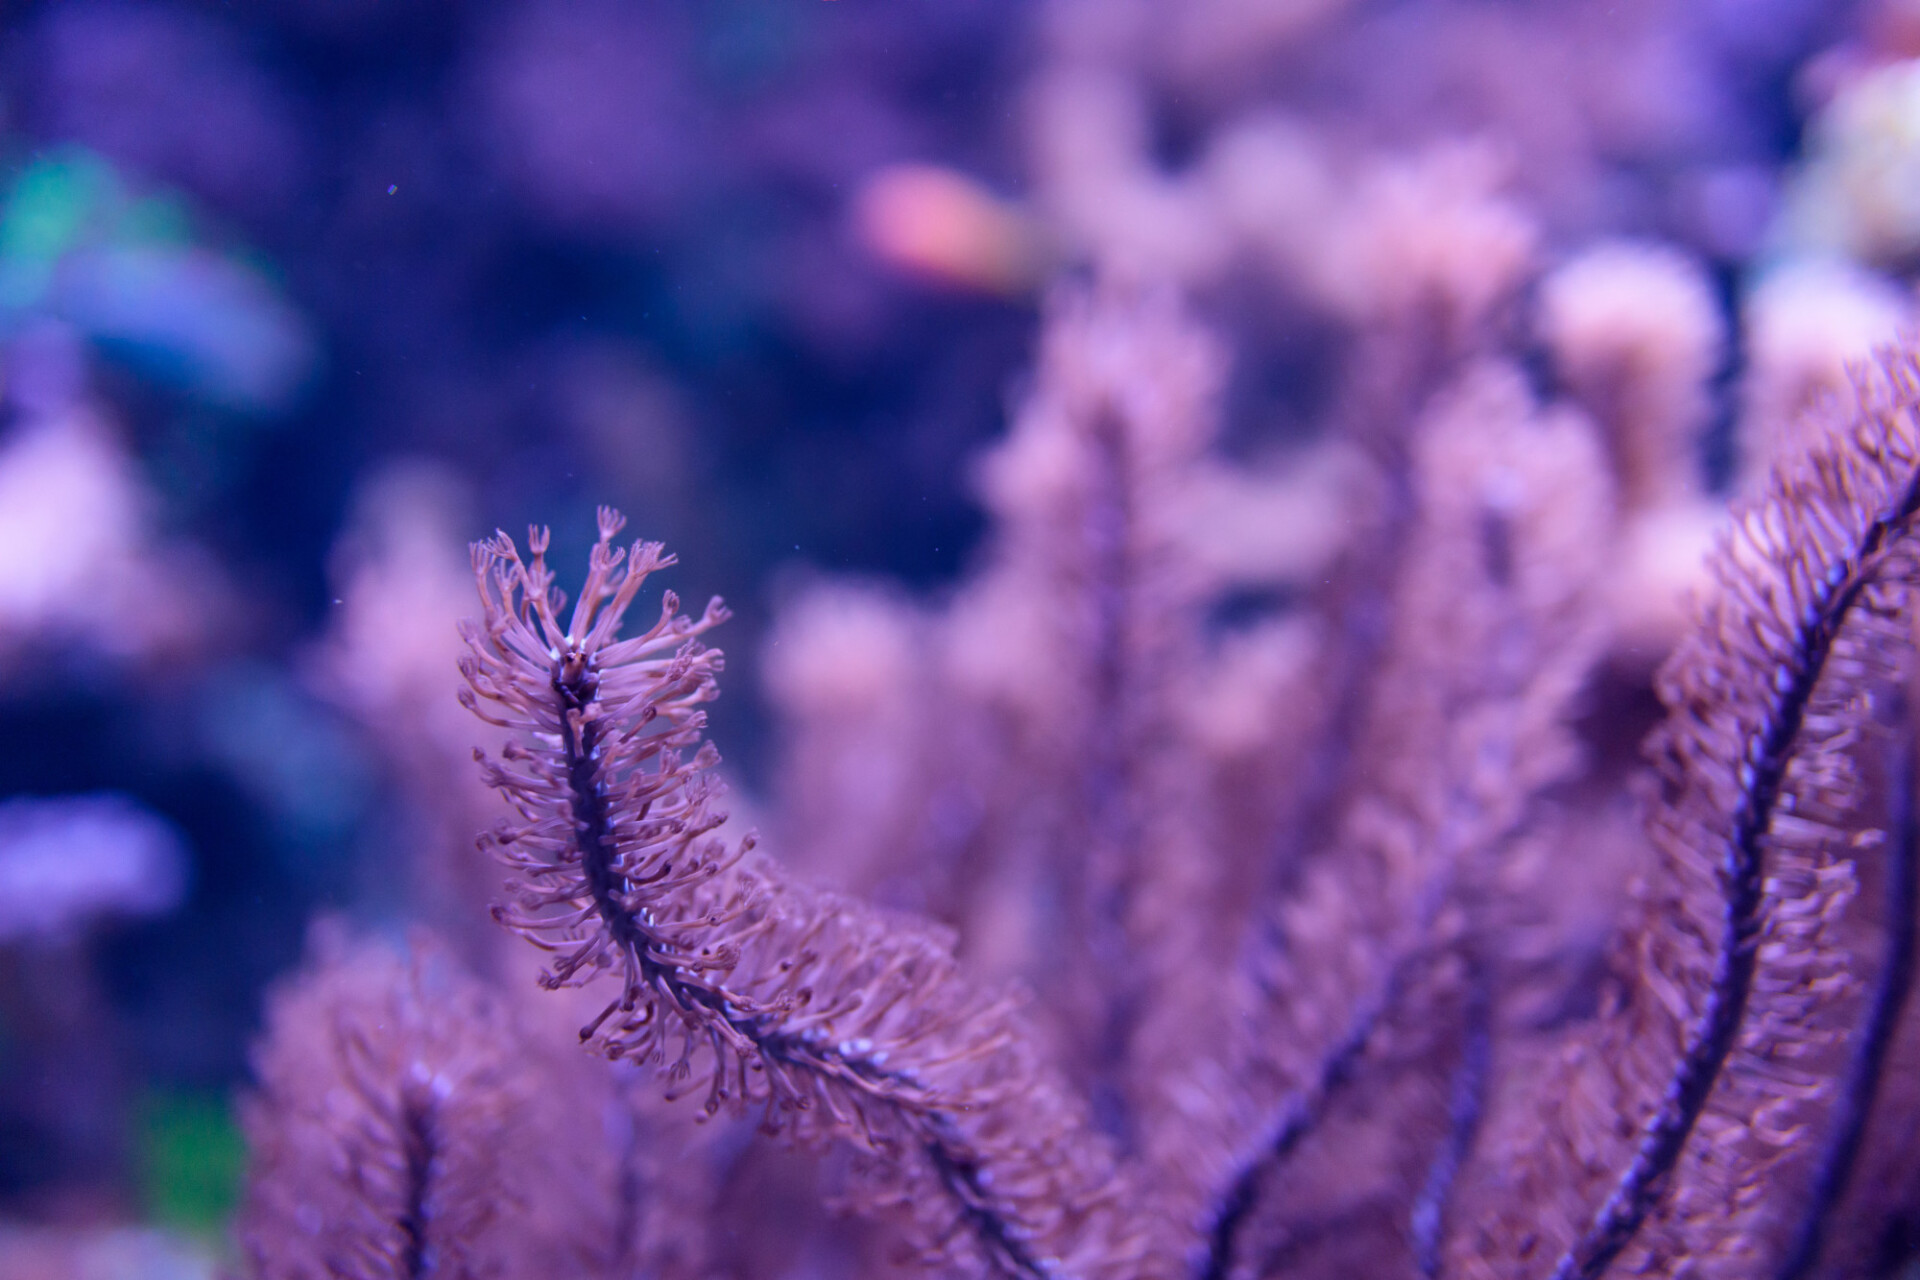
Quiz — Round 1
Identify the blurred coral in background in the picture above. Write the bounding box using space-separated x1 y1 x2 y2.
8 0 1920 1276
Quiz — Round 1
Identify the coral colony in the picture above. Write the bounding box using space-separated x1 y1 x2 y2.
238 278 1920 1278
17 3 1920 1279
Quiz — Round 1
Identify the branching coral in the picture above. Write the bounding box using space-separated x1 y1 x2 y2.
237 277 1920 1279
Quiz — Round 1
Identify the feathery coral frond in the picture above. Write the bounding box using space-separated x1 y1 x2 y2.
237 927 610 1280
460 509 1152 1278
1453 349 1920 1279
1189 361 1613 1277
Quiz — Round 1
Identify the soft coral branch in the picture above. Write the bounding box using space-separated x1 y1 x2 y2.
1453 350 1920 1279
460 508 1152 1278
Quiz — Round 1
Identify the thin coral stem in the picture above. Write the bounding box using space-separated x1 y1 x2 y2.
1411 960 1491 1280
1775 716 1920 1280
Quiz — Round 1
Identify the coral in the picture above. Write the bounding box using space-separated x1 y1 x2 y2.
55 2 1920 1275
237 275 1920 1277
459 510 1144 1277
0 795 185 942
236 926 643 1279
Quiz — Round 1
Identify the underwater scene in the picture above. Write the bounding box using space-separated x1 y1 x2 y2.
5 0 1920 1276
